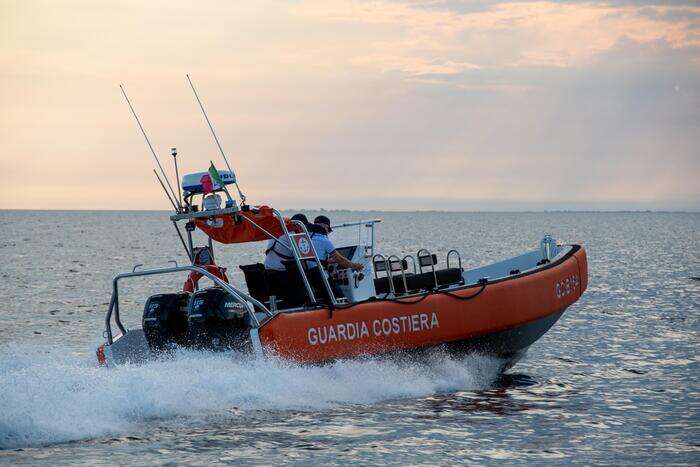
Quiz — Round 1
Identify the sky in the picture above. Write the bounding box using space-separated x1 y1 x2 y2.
1 0 699 211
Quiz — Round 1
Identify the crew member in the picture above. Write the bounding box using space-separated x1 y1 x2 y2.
263 213 310 307
263 213 307 271
310 215 363 272
300 215 361 303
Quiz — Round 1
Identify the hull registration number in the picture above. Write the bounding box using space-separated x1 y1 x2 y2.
555 275 579 299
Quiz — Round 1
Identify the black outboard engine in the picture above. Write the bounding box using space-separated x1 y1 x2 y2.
187 287 250 351
142 292 191 351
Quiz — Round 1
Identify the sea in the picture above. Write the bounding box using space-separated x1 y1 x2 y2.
0 210 698 465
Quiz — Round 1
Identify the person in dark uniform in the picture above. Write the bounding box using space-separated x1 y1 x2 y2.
308 215 363 272
304 215 363 303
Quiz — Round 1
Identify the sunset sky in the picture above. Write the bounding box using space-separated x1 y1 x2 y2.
1 0 698 210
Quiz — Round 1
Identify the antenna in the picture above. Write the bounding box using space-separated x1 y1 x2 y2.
186 74 246 203
153 170 178 211
120 84 182 210
171 147 183 208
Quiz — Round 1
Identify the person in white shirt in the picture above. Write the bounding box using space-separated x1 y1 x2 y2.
263 214 302 272
263 213 362 304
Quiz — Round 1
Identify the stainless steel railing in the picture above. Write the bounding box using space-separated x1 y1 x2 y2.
104 265 272 344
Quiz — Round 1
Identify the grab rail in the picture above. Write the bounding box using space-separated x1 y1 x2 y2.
417 248 438 289
271 209 317 304
446 250 463 270
291 219 338 307
372 253 394 295
331 219 382 258
403 255 417 275
387 255 408 295
330 219 382 229
104 265 273 345
372 253 388 278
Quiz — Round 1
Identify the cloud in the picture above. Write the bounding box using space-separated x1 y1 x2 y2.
0 0 698 210
258 35 700 209
351 55 480 75
293 0 700 72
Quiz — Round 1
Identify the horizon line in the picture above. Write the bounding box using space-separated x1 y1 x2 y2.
1 208 699 214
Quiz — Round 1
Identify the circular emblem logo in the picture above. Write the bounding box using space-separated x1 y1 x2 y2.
297 237 311 255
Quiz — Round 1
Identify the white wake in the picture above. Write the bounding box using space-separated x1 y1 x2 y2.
0 343 502 449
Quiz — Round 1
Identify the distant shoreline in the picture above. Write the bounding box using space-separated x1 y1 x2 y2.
1 208 698 214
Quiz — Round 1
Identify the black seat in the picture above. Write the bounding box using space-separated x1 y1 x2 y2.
241 262 329 309
281 260 341 306
403 268 464 292
239 263 271 303
374 267 463 295
435 267 464 287
406 273 434 291
373 274 413 295
272 262 312 308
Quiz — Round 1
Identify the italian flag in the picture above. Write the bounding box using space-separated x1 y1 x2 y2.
200 162 225 195
205 162 233 203
208 162 225 187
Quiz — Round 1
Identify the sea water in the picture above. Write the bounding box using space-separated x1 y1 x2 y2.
0 211 698 464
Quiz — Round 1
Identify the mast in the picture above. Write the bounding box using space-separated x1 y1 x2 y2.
171 147 183 208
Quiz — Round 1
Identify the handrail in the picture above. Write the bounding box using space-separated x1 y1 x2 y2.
329 219 381 258
170 205 240 221
292 220 338 307
372 253 387 278
403 255 417 275
417 248 438 289
272 209 317 304
387 255 408 295
446 250 462 270
372 253 394 295
104 265 272 345
231 210 318 305
330 219 382 229
238 210 293 253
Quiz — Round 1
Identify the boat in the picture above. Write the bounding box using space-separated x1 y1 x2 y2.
98 80 588 370
96 197 588 368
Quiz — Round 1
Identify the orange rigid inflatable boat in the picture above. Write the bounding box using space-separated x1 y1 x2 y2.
97 198 588 370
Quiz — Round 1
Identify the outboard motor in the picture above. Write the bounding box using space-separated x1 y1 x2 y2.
187 287 250 351
142 292 191 351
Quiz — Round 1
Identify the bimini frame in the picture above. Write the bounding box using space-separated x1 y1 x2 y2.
104 210 384 344
104 264 273 345
171 205 339 308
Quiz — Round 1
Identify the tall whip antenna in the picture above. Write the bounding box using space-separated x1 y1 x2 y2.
120 84 181 210
153 170 178 211
186 74 246 203
171 147 183 208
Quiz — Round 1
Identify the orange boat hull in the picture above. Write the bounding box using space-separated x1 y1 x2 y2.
258 246 588 364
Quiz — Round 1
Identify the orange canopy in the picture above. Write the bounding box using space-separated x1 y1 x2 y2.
194 205 299 244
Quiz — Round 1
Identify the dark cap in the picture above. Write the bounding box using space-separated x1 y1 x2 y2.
314 215 333 233
291 213 309 224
